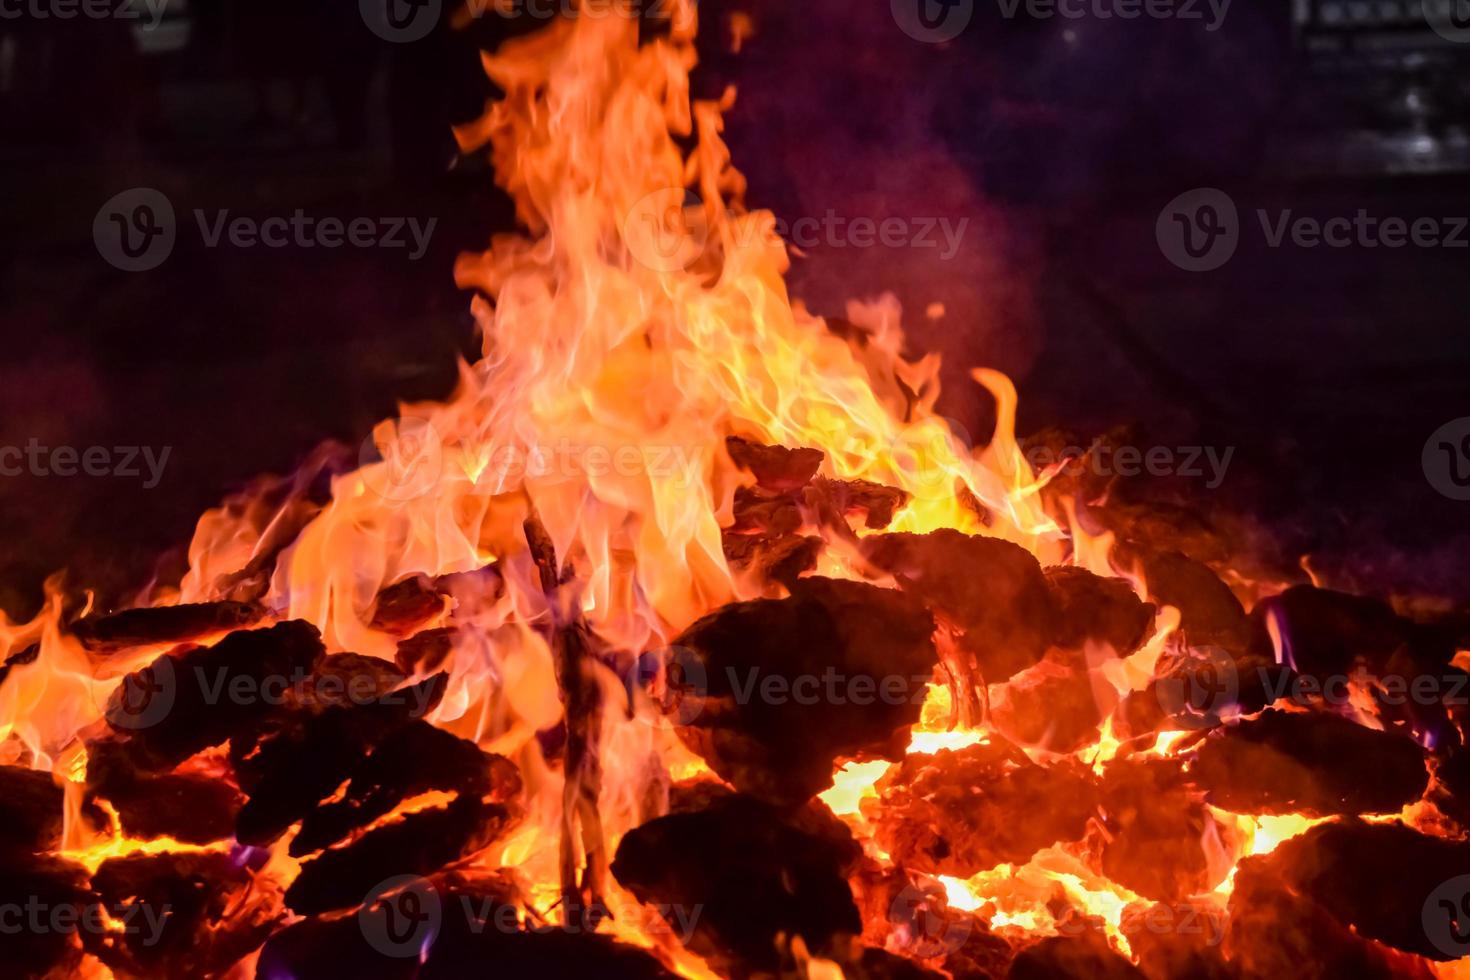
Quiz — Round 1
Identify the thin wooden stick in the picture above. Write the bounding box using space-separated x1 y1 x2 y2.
523 508 609 932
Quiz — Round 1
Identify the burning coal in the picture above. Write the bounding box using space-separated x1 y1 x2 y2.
2 3 1469 979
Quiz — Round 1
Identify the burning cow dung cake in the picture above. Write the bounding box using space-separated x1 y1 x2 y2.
0 3 1467 979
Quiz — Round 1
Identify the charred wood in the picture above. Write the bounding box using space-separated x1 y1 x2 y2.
1093 760 1232 903
85 739 240 844
860 530 1053 685
725 436 824 491
72 601 263 654
669 577 937 805
721 530 822 589
990 653 1110 755
1188 710 1428 816
233 672 447 846
1226 821 1450 975
1006 934 1146 980
292 720 520 856
1136 552 1249 653
863 741 1097 877
1044 566 1156 655
395 627 456 676
0 764 91 852
284 795 519 915
523 509 609 933
0 853 93 979
103 620 326 770
85 851 282 980
611 789 863 975
371 575 449 635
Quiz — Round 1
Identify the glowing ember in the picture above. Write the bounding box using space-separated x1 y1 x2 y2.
0 3 1465 978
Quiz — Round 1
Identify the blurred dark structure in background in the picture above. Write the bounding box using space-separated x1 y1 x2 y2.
1 0 1469 614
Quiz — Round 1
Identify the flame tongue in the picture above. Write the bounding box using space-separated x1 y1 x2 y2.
0 4 1406 978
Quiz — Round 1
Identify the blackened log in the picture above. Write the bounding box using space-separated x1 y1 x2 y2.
1189 710 1428 816
85 740 240 844
104 620 326 770
669 577 937 805
611 790 862 975
370 575 448 635
1138 552 1248 653
292 720 521 855
0 765 81 852
86 851 282 980
258 871 525 980
1006 935 1146 980
730 485 803 535
72 601 263 654
0 853 93 979
1120 900 1234 980
395 626 456 676
1115 646 1283 742
721 531 821 589
726 436 824 491
1044 566 1156 655
289 652 407 711
863 741 1097 877
1260 818 1470 961
805 477 910 530
256 913 417 980
1019 426 1132 514
1248 586 1459 745
1226 821 1450 974
849 947 951 980
1094 760 1230 903
0 641 39 687
421 914 681 980
860 530 1053 684
233 673 447 846
1248 585 1451 677
1430 749 1470 829
285 795 520 915
990 655 1109 755
261 913 680 980
1099 499 1231 566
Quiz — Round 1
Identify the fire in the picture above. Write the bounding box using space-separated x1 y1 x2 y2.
0 3 1461 978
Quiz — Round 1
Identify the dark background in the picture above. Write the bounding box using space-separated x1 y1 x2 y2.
1 0 1468 616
